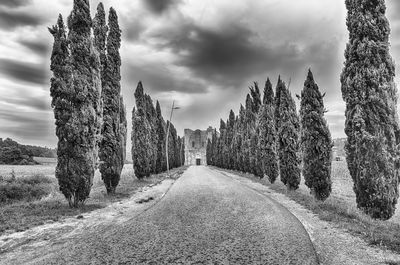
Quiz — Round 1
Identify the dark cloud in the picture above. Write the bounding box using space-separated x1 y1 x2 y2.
151 21 342 93
0 58 48 85
0 8 45 30
119 14 145 42
142 0 181 14
124 62 208 94
19 39 50 56
0 0 31 8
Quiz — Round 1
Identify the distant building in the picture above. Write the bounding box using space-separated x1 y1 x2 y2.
184 127 214 166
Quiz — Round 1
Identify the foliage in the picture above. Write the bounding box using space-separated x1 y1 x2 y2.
258 103 279 183
300 70 332 201
277 81 301 190
131 82 183 179
0 174 54 204
0 138 56 161
49 0 101 207
99 7 124 194
341 0 400 219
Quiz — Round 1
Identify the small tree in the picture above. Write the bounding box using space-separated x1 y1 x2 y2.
300 70 332 201
277 82 301 190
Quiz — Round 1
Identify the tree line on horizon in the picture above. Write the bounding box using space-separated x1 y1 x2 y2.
206 70 333 201
0 138 57 165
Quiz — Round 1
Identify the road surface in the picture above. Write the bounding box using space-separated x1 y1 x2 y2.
2 166 319 264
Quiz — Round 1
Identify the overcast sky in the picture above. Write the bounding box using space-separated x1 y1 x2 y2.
0 0 399 147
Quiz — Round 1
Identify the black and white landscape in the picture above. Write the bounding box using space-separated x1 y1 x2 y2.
1 0 400 264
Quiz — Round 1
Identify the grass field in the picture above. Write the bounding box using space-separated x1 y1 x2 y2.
226 160 400 254
0 164 187 235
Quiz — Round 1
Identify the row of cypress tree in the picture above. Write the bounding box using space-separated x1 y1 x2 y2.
207 70 332 201
49 0 127 206
131 82 185 179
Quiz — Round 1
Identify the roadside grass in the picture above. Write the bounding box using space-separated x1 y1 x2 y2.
0 165 188 235
0 174 55 204
217 161 400 254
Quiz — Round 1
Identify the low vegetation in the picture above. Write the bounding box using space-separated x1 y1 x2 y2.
0 173 54 204
0 166 188 235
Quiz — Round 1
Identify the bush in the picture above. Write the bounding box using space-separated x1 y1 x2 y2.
0 174 54 204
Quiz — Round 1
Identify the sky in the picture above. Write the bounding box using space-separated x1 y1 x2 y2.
0 0 399 148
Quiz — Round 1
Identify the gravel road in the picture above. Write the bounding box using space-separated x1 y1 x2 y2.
1 166 319 264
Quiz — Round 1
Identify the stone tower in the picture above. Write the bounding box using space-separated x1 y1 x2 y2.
184 126 214 165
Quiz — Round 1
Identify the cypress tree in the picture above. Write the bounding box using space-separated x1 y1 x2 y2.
155 101 166 173
92 2 107 170
226 110 236 169
181 137 185 166
275 76 284 128
206 139 212 165
258 78 279 183
99 7 122 194
341 0 400 219
277 82 301 190
50 0 101 207
263 78 274 105
132 107 152 179
300 70 332 200
249 82 262 114
49 14 75 206
93 3 107 83
119 95 127 173
132 83 151 179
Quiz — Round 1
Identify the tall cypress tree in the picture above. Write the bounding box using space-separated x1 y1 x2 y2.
93 2 107 83
206 139 212 165
99 7 122 194
132 83 152 179
226 110 236 169
119 95 127 169
51 0 101 207
300 70 332 201
155 101 166 173
92 2 107 170
341 0 400 219
49 14 75 206
277 82 301 190
263 78 274 105
275 76 284 128
258 78 279 183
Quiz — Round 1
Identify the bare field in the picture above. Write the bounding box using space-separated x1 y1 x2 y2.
0 164 56 178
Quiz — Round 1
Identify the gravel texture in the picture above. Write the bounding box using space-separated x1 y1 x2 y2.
1 166 318 264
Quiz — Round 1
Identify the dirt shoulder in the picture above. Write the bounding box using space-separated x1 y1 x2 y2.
0 175 179 264
218 169 400 265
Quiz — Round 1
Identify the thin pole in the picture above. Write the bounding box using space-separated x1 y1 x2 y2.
166 101 175 177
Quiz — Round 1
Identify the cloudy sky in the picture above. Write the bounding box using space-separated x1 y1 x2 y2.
0 0 399 147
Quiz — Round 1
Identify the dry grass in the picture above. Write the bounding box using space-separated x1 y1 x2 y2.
0 165 188 235
220 161 400 254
